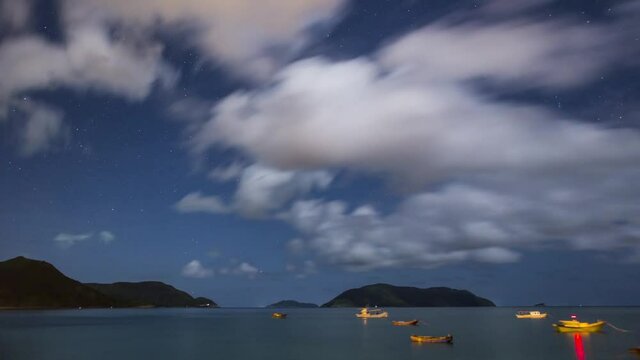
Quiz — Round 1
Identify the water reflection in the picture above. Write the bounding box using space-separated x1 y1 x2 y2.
573 333 586 360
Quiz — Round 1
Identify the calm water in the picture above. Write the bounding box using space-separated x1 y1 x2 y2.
1 307 639 359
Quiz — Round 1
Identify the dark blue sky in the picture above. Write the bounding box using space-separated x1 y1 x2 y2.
1 0 640 306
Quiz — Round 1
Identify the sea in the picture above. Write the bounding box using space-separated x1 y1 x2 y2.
1 307 639 359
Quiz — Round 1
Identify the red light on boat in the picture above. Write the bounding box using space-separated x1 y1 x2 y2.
570 314 577 319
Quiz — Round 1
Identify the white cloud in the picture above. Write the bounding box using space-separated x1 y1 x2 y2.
217 261 261 279
178 164 333 217
232 262 260 279
193 57 640 187
175 192 229 214
0 20 174 155
0 26 173 113
54 230 118 248
182 5 640 270
182 260 213 278
282 174 640 270
54 232 93 248
17 102 69 157
379 20 614 89
63 0 345 77
208 162 245 182
232 164 332 217
99 231 115 244
0 0 32 32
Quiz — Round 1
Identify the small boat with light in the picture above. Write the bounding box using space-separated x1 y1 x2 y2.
272 312 287 319
516 310 548 319
393 319 419 326
355 307 388 318
552 315 605 332
410 334 453 344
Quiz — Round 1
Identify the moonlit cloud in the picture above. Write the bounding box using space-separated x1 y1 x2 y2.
62 0 346 77
0 0 32 32
177 164 333 217
232 164 333 217
0 16 174 155
99 231 115 244
187 7 640 269
218 262 260 279
181 260 213 278
193 57 640 185
0 26 173 113
16 102 69 157
175 192 230 214
282 174 640 269
54 232 93 248
54 231 117 248
379 20 614 89
208 162 245 182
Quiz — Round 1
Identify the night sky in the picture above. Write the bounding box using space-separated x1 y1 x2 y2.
1 0 640 307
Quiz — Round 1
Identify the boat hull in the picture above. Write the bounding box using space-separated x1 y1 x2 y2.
410 335 453 344
272 313 287 319
516 314 548 319
356 312 388 318
553 321 605 333
393 320 419 326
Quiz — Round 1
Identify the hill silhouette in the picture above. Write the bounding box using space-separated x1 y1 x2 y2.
322 283 494 307
0 256 217 309
0 256 119 309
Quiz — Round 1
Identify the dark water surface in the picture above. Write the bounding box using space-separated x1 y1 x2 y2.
1 307 639 359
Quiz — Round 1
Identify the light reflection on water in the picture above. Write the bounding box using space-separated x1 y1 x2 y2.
574 333 586 360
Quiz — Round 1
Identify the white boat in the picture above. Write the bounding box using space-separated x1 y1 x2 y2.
355 307 389 318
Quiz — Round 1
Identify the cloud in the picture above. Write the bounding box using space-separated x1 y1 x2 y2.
379 20 615 89
181 260 213 278
182 3 640 270
193 56 640 187
218 262 261 279
208 162 245 182
16 102 69 157
282 174 640 270
0 0 32 32
63 0 345 77
54 232 93 248
232 164 332 217
235 262 260 278
0 19 174 155
54 230 117 248
0 25 173 113
178 164 333 217
175 192 230 214
98 231 115 244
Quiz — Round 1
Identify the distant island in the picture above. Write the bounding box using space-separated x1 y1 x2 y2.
86 282 216 308
266 300 318 308
0 256 217 309
322 283 495 307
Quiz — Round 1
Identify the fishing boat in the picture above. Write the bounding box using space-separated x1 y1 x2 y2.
410 335 453 344
272 312 287 319
392 319 419 326
629 347 640 355
355 307 389 318
552 315 605 333
516 310 548 319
